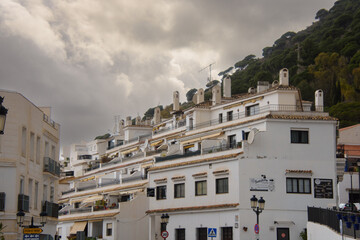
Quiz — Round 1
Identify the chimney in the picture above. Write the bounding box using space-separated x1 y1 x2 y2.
212 84 221 106
257 81 270 93
135 116 141 125
173 91 180 111
192 93 198 104
223 76 231 98
279 68 289 86
125 116 132 126
197 88 204 104
315 89 324 112
119 119 125 134
153 107 161 125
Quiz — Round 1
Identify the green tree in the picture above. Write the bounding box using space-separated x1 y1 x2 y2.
329 102 360 128
186 88 198 102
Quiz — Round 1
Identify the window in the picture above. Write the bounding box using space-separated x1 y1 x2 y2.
228 135 236 148
175 228 185 240
227 111 233 121
0 192 5 211
19 176 24 194
222 227 233 240
174 183 185 198
43 184 48 201
50 185 54 202
28 179 33 208
36 136 40 164
30 132 35 161
196 228 207 240
106 223 112 236
22 127 27 157
195 180 207 196
156 185 166 200
291 130 309 144
219 113 223 123
246 104 259 116
45 141 49 158
216 178 229 194
34 181 38 209
51 145 56 160
286 178 311 194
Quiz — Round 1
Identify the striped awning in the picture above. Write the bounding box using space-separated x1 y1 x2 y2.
80 176 95 182
82 195 103 203
70 221 87 234
121 147 139 155
181 131 224 145
150 140 163 147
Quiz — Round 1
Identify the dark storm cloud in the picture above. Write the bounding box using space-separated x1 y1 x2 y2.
0 0 336 148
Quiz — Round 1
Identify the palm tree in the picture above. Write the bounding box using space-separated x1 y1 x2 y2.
0 222 5 240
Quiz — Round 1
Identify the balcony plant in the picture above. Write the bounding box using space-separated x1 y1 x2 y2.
0 223 5 240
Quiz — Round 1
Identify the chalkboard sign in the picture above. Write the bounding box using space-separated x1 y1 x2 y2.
314 178 333 198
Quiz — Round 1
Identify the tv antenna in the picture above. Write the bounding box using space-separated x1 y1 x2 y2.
199 62 215 83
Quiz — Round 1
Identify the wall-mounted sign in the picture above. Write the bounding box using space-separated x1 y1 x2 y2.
314 178 333 199
249 176 275 191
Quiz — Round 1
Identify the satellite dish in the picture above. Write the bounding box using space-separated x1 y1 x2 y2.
247 128 258 144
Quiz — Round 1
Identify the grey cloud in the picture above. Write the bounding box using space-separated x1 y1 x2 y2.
0 0 336 147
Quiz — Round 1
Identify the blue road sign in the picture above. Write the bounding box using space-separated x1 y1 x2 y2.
208 228 217 237
23 234 40 240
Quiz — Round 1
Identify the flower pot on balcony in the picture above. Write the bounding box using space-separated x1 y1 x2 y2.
343 216 348 222
346 221 352 228
337 214 342 220
351 215 356 222
355 224 360 230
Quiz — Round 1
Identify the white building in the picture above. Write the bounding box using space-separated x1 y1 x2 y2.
57 68 338 240
147 69 338 240
0 90 61 240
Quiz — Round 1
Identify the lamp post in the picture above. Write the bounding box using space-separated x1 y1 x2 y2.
250 195 265 240
16 209 48 228
0 96 8 135
160 213 169 239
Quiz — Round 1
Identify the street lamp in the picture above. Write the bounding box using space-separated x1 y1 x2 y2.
0 96 8 135
250 195 265 240
16 209 48 228
160 213 170 239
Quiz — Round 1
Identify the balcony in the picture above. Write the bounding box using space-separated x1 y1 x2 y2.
59 204 119 216
43 157 60 177
17 194 29 212
42 201 59 218
155 150 201 163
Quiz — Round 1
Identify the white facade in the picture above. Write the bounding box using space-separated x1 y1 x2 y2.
0 90 60 240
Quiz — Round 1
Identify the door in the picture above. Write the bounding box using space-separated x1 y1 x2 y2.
221 227 233 240
277 228 290 240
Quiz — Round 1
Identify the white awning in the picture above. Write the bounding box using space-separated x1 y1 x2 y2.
70 221 87 234
181 131 224 145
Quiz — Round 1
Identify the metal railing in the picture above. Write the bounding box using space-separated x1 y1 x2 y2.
43 157 60 177
155 150 201 163
202 142 240 154
308 206 360 238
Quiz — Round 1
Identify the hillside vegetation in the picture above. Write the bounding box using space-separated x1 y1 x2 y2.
145 0 360 128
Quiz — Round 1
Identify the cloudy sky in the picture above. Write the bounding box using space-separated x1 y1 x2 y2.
0 0 336 147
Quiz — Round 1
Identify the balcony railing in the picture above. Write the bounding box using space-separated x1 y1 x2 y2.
43 157 60 177
155 150 201 163
42 201 59 218
202 142 240 154
59 204 119 216
308 206 360 238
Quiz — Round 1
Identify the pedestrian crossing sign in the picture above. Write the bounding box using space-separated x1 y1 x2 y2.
208 228 217 237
